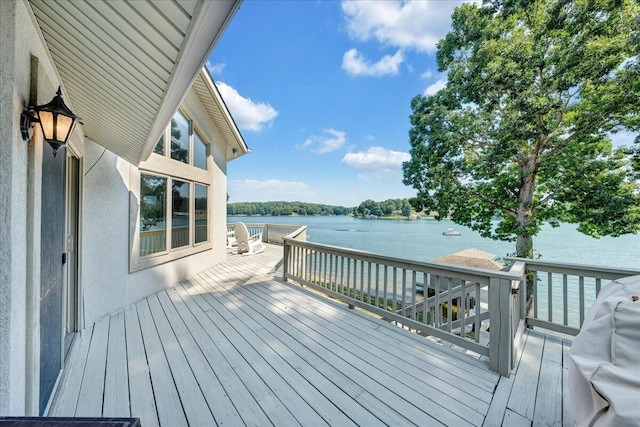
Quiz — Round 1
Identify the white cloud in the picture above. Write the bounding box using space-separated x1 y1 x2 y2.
424 78 447 96
215 82 278 132
341 0 468 53
228 179 313 202
206 61 226 75
342 49 404 77
297 128 347 153
420 70 433 80
342 146 410 175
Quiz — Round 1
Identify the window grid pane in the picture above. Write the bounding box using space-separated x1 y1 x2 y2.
140 174 167 256
195 184 208 244
193 131 207 170
170 111 189 164
171 180 191 249
153 134 165 155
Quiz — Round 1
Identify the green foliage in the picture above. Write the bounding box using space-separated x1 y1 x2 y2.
355 198 414 218
228 201 353 216
403 0 640 258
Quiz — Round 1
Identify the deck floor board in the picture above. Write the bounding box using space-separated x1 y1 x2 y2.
124 304 159 427
50 244 572 426
242 279 488 424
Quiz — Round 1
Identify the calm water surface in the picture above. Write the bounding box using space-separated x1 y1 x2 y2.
230 215 640 270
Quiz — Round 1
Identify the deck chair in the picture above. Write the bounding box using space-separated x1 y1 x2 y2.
234 222 265 255
226 229 237 248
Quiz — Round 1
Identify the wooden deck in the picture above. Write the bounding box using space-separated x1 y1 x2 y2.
49 244 573 426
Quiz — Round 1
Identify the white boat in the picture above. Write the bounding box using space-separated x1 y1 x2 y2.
443 227 461 236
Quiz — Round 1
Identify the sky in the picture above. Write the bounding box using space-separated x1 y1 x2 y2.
207 0 637 207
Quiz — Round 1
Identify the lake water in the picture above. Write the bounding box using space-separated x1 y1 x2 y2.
230 215 640 270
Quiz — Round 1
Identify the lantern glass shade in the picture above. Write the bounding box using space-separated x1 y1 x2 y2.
36 110 77 144
29 87 81 156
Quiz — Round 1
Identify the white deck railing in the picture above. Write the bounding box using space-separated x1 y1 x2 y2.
283 231 524 376
226 222 305 245
231 223 639 377
505 257 640 336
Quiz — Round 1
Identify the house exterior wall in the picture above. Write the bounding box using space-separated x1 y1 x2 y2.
1 0 230 415
80 88 229 326
0 0 85 415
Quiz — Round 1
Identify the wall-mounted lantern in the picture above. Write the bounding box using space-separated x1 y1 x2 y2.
21 86 81 157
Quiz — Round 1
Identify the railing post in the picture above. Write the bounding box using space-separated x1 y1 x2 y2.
489 277 512 376
263 223 269 243
283 238 289 282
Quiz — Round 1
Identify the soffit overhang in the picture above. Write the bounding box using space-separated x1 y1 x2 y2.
28 0 241 166
192 69 249 162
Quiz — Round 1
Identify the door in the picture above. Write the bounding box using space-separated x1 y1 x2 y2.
39 148 66 414
63 154 80 360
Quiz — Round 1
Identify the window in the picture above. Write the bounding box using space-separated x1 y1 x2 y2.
140 175 166 255
195 184 208 244
171 180 190 249
153 110 208 170
193 131 207 170
132 109 213 271
171 111 189 164
153 134 165 155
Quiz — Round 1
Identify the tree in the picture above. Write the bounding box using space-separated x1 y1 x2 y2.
403 0 640 259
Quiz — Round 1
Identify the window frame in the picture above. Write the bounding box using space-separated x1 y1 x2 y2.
130 109 212 272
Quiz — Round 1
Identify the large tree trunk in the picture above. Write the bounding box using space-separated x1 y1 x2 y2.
517 163 536 317
516 233 533 258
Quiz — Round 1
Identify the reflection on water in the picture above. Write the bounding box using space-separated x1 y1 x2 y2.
230 215 640 269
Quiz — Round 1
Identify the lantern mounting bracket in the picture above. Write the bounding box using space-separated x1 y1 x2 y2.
20 109 39 141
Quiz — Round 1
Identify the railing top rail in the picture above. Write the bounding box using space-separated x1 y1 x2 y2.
505 257 640 277
285 237 522 282
283 225 307 240
227 222 302 229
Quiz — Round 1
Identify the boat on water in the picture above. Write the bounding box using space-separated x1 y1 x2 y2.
443 227 461 236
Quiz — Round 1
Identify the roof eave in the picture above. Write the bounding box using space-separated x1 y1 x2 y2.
138 0 243 165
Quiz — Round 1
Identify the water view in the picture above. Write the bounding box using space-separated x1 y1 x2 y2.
230 215 640 270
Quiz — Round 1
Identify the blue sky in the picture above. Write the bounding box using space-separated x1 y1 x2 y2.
208 0 637 207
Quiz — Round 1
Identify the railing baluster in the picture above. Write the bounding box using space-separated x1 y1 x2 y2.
579 276 585 327
367 262 372 304
306 248 311 281
563 274 568 326
595 278 601 297
329 254 335 291
548 272 553 322
434 275 441 329
401 269 407 321
392 267 398 312
346 257 351 297
383 266 389 312
322 252 328 289
298 247 303 279
360 261 365 302
411 270 417 321
373 264 379 307
460 280 467 337
475 282 481 343
313 249 318 283
422 272 428 325
533 270 538 319
293 245 298 277
350 258 355 297
337 256 342 294
446 277 453 333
